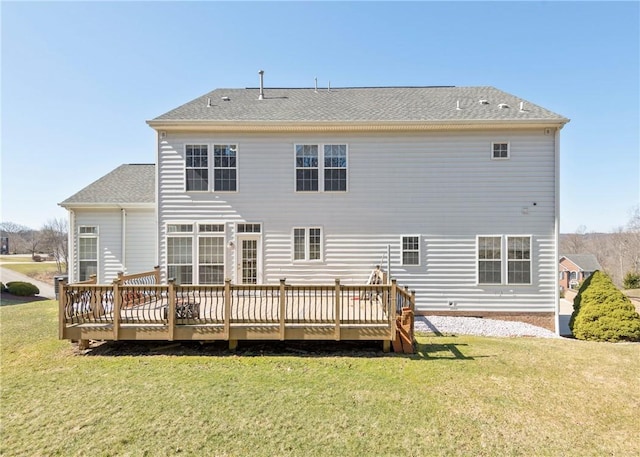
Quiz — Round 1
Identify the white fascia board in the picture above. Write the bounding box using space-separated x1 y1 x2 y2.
58 202 155 210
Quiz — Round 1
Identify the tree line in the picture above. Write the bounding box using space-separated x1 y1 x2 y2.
560 206 640 288
0 219 68 273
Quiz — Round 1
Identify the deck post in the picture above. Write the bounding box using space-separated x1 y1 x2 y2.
154 265 161 284
113 278 121 341
58 279 67 340
224 279 231 340
334 279 341 341
390 279 397 343
279 279 286 340
168 279 176 341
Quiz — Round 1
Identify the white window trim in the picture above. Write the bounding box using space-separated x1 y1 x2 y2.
294 143 348 193
506 235 533 286
292 227 324 262
476 235 533 285
401 235 421 267
491 141 510 160
165 222 227 285
476 234 503 285
184 143 239 193
78 225 99 281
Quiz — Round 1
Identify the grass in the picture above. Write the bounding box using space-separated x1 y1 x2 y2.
1 261 61 283
1 301 639 457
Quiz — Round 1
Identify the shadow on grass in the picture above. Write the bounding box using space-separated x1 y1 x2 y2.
0 293 49 307
81 339 392 358
412 340 477 360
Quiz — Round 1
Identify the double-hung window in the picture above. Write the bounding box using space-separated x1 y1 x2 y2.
507 236 531 284
295 144 347 192
401 236 420 266
293 227 322 261
477 235 532 285
185 145 208 191
213 145 237 191
478 236 502 284
185 144 237 192
295 145 319 191
78 226 98 281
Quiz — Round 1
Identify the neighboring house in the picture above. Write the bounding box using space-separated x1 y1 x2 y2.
60 79 569 330
559 254 602 291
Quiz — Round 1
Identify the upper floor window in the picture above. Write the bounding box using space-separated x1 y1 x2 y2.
401 236 420 266
213 145 237 191
295 144 347 192
185 144 237 192
295 145 319 191
492 142 510 160
324 145 347 191
185 145 208 191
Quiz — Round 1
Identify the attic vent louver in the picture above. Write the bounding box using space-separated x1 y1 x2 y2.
498 103 509 109
221 96 230 102
479 99 489 105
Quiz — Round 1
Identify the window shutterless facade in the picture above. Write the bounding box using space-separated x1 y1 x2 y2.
295 144 347 192
166 223 226 285
293 227 322 261
185 144 237 192
78 226 98 281
401 236 420 266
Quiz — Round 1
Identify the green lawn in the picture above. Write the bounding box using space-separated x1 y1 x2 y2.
1 300 638 457
1 261 61 283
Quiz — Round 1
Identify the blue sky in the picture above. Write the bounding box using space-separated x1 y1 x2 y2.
1 1 638 233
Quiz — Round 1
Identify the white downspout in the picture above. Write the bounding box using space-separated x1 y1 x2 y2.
121 208 127 275
69 210 75 282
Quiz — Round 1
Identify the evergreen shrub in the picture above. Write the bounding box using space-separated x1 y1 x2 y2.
569 271 640 342
5 281 40 297
623 271 640 289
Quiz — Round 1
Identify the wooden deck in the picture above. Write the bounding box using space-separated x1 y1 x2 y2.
59 271 415 352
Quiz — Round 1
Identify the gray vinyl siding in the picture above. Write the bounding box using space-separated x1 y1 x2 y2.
124 209 157 275
158 129 557 313
71 210 123 283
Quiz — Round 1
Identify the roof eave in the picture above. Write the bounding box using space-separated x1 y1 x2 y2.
146 118 570 133
58 202 155 210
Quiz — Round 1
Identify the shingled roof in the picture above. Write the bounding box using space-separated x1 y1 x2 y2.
560 254 603 272
150 86 568 124
59 164 155 207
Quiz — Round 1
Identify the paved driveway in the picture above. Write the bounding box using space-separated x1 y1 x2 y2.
0 267 56 299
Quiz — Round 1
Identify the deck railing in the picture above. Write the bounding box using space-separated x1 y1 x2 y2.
59 277 415 350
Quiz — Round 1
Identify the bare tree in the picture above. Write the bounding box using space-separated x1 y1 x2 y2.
40 218 68 273
0 221 32 254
